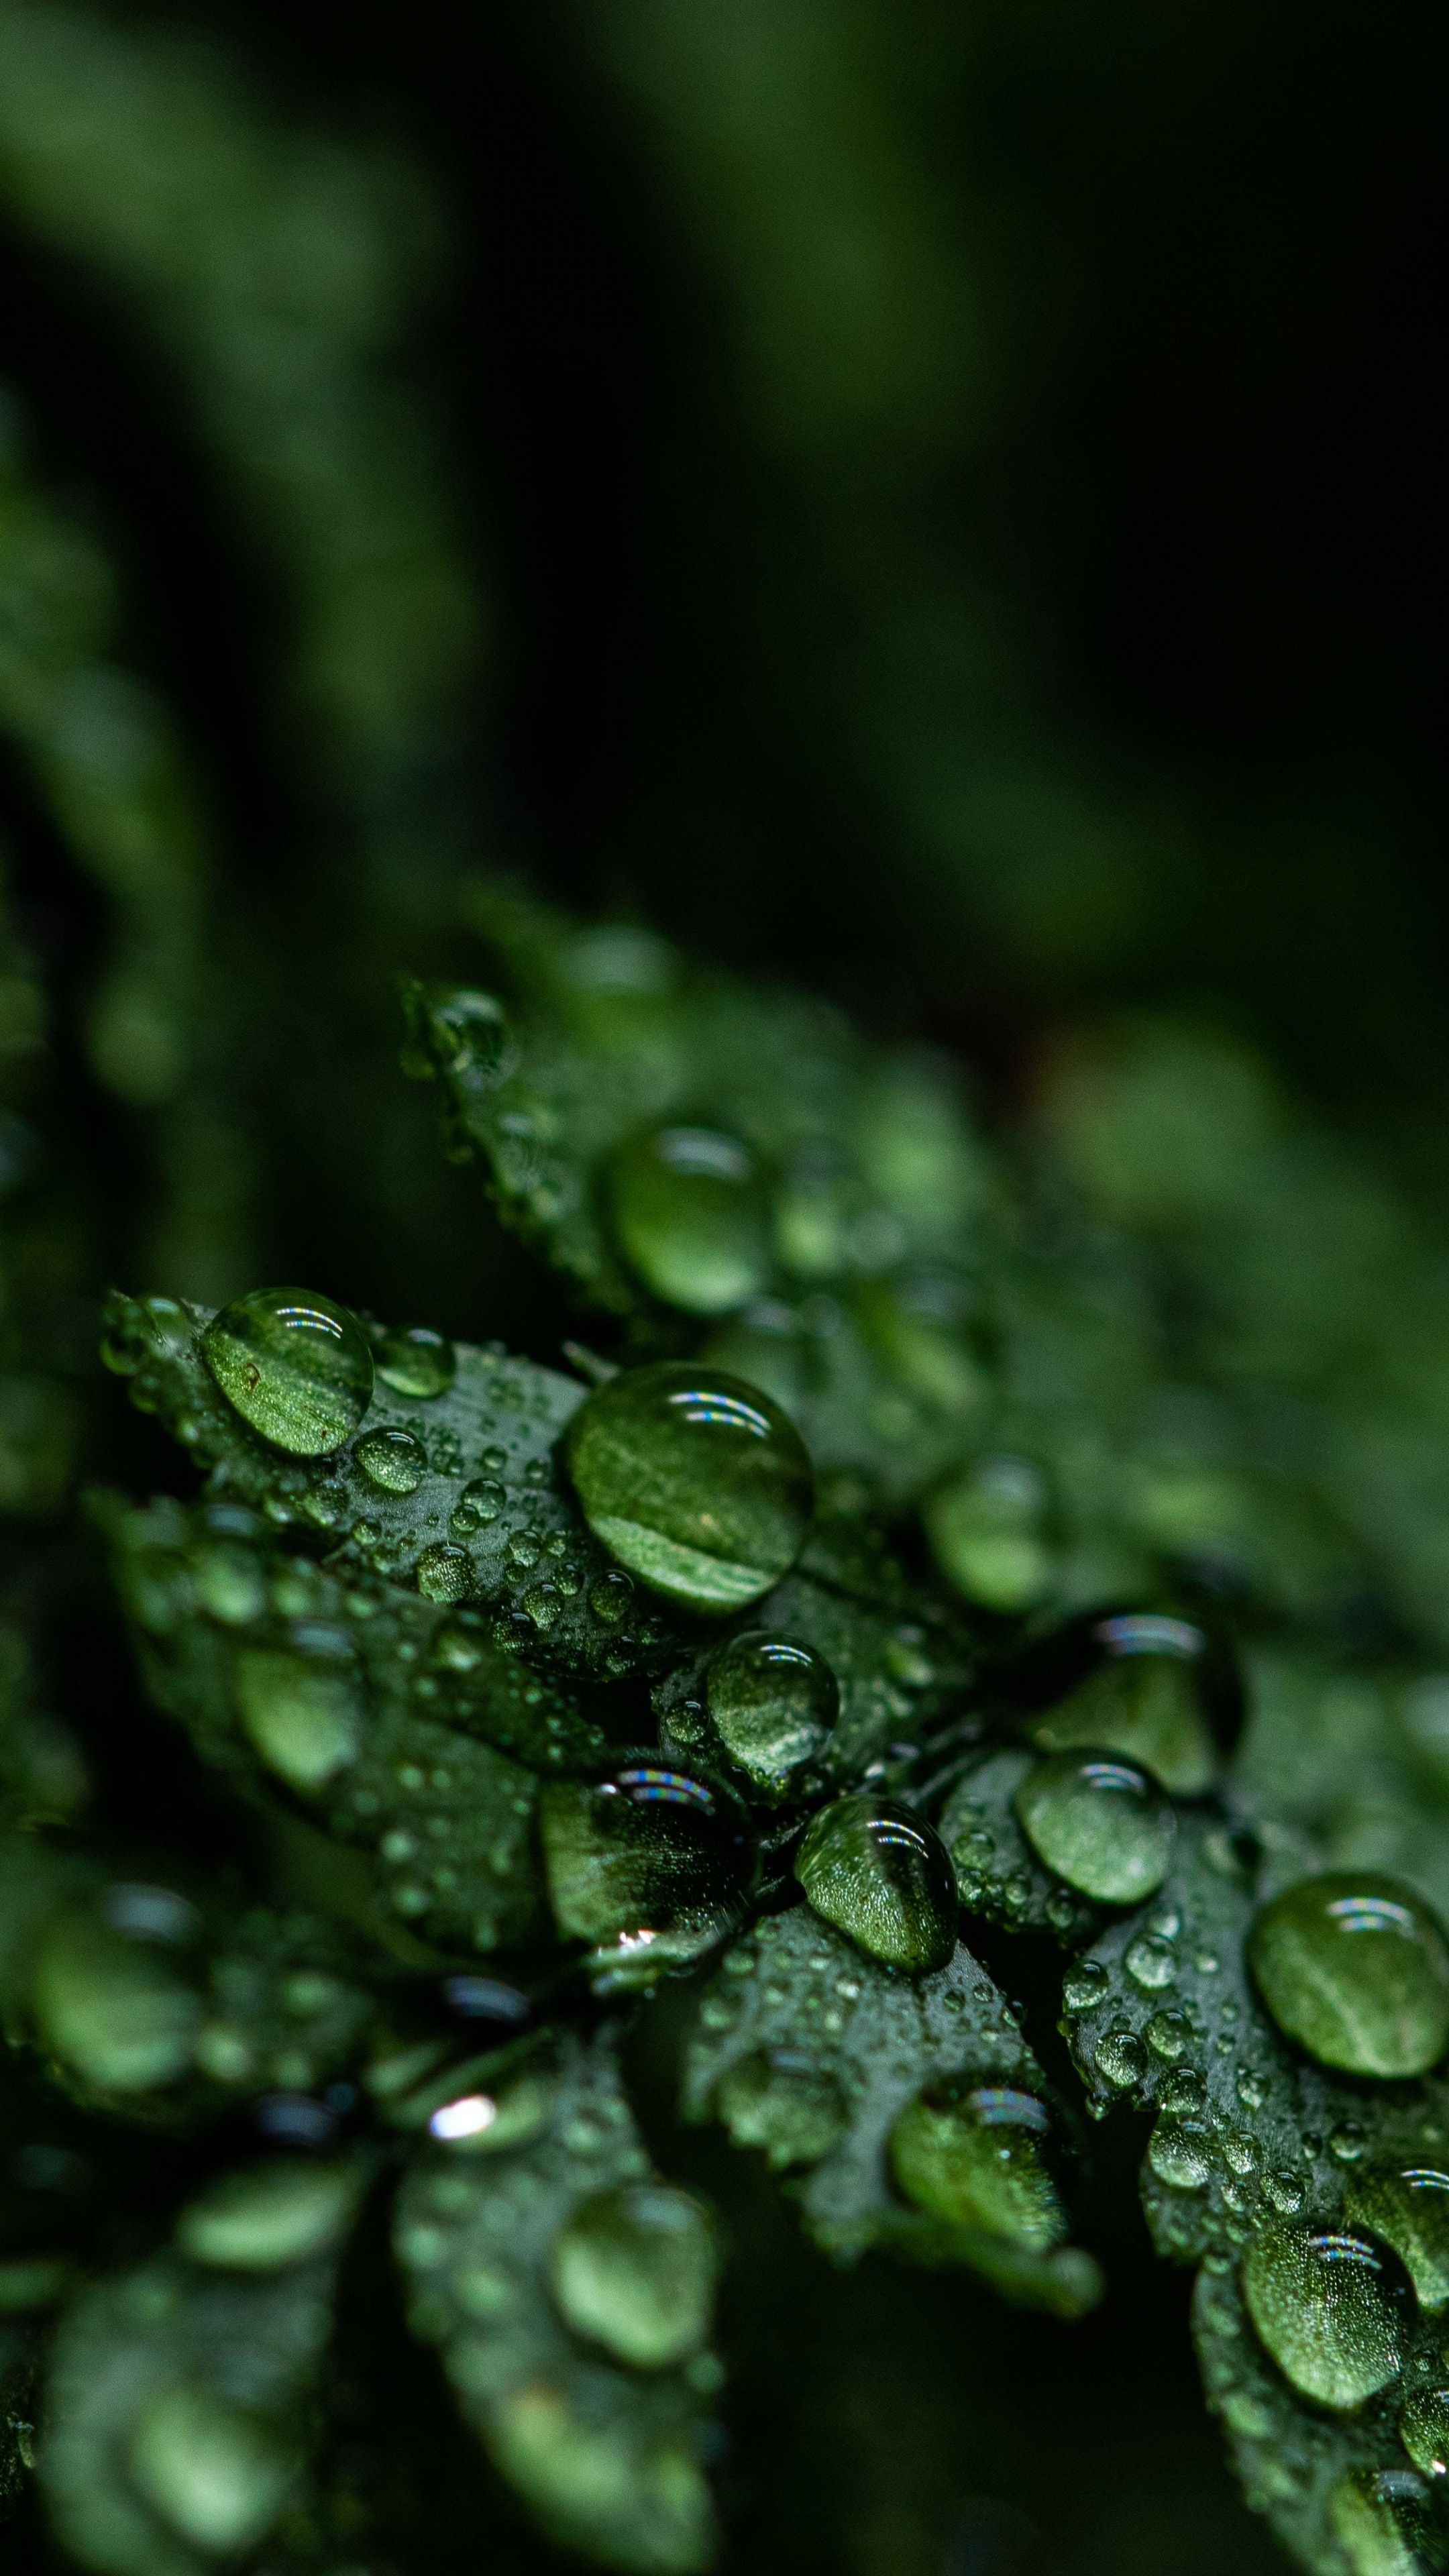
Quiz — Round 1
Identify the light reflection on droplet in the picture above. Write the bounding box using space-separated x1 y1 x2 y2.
429 2093 498 2142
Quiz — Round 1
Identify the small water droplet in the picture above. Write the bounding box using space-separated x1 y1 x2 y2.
356 1426 427 1494
890 2082 1066 2247
1148 2115 1212 2190
203 1287 372 1455
1063 1960 1109 2013
610 1126 769 1315
704 1631 838 1799
1346 2164 1449 2312
1094 2024 1148 2090
1126 1932 1179 1992
539 1760 756 1980
416 1543 474 1603
549 2182 717 2366
375 1326 455 1400
1400 2387 1449 2479
1146 2008 1192 2061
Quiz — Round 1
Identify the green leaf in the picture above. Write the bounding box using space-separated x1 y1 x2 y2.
40 2159 364 2576
101 1291 685 1683
394 2029 720 2573
682 1903 1101 2314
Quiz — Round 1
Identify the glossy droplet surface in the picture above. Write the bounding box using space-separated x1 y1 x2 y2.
715 2049 847 2167
356 1426 427 1493
1346 2166 1449 2311
1331 2469 1442 2575
566 1362 812 1613
32 1896 199 2093
795 1793 957 1974
1014 1752 1175 1904
705 1630 839 1797
1029 1615 1218 1796
375 1325 455 1399
1249 1873 1449 2079
890 2082 1065 2248
416 1542 474 1603
129 2385 294 2552
235 1638 362 1789
1401 2389 1449 2479
539 1761 756 1978
202 1287 373 1456
610 1125 769 1315
178 2159 358 2270
1242 2224 1412 2410
549 2183 718 2367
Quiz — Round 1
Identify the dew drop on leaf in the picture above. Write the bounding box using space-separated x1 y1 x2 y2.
1148 2115 1212 2190
610 1125 770 1314
452 1477 505 1533
890 2081 1066 2249
416 1542 474 1603
235 1640 362 1788
1014 1752 1175 1904
177 2159 358 2271
705 1631 839 1798
1345 2165 1449 2312
714 2049 847 2167
129 2384 295 2552
1330 2467 1443 2573
1242 2223 1413 2410
1027 1614 1219 1796
201 1286 373 1455
565 1361 813 1613
356 1426 427 1493
922 1455 1053 1613
375 1325 455 1399
549 2182 718 2367
1248 1873 1449 2079
539 1760 757 1977
794 1792 957 1975
31 1894 200 2093
1400 2388 1449 2479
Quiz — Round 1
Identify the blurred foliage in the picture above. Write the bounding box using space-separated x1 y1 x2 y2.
0 0 1443 2572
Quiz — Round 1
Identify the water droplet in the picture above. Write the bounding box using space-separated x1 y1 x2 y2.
1331 2468 1442 2573
704 1631 839 1799
1161 2067 1206 2116
129 2384 294 2551
1265 2168 1306 2216
235 1640 362 1788
416 1543 474 1604
1248 1873 1449 2078
452 1477 505 1534
890 2082 1066 2248
923 1456 1053 1613
795 1794 957 1975
549 2182 717 2367
1346 2166 1449 2312
1148 2116 1212 2190
1146 2008 1191 2061
1094 2024 1148 2090
177 2159 357 2269
1242 2224 1413 2410
202 1287 372 1455
1401 2388 1449 2478
375 1326 455 1399
539 1761 756 1979
1126 1932 1179 1991
1029 1615 1218 1796
1014 1752 1175 1904
566 1362 813 1613
1222 2131 1260 2177
610 1126 769 1315
716 2049 846 2166
356 1426 427 1493
1332 2121 1370 2165
31 1896 200 2093
1063 1960 1109 2013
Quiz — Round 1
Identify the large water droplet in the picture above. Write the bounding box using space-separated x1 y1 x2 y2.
375 1325 455 1399
1028 1615 1218 1796
610 1126 769 1315
356 1426 427 1493
704 1630 839 1799
1401 2389 1449 2480
1248 1873 1449 2079
715 2048 847 2167
32 1894 199 2092
890 2082 1066 2247
235 1637 362 1789
539 1760 756 1980
795 1793 957 1974
1014 1752 1175 1904
178 2159 358 2270
566 1362 813 1613
202 1287 372 1455
1331 2468 1443 2575
129 2385 294 2552
1242 2223 1413 2410
1346 2165 1449 2311
416 1542 474 1603
1148 2114 1212 2190
549 2183 717 2367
